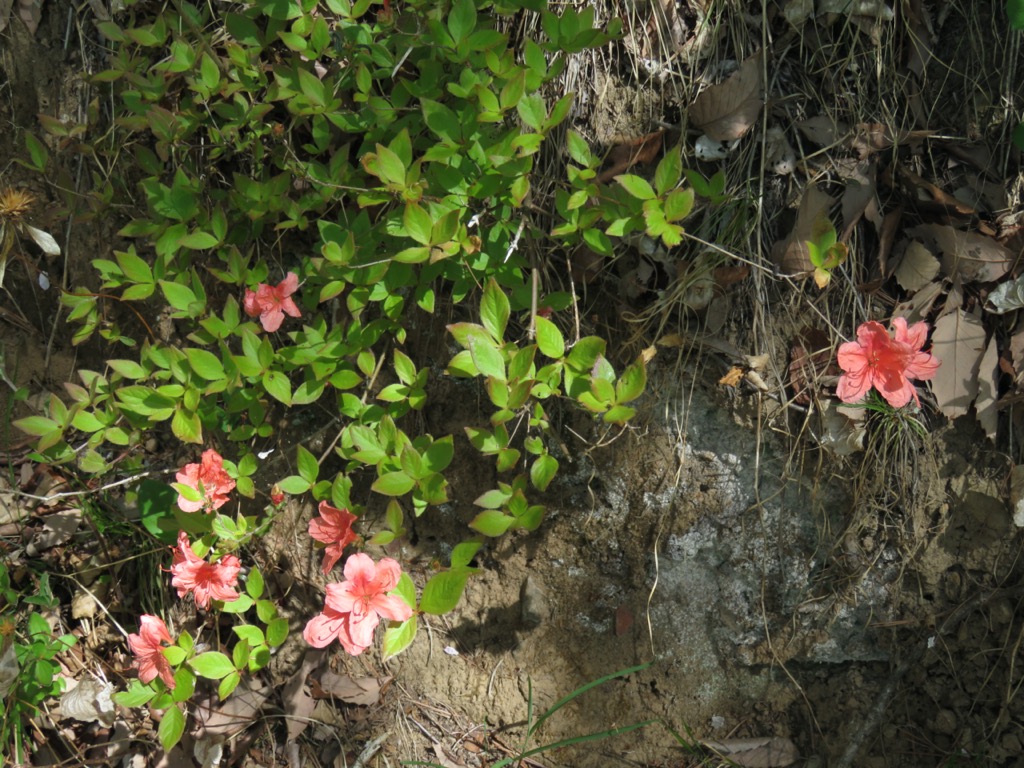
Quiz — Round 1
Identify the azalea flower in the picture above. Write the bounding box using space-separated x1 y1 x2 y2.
243 272 301 332
303 553 412 655
128 615 175 689
308 501 359 574
836 318 940 408
170 531 241 609
175 449 235 513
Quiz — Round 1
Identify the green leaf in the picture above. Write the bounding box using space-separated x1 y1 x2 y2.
616 174 656 201
158 705 186 752
171 408 202 444
233 625 265 646
603 405 637 424
470 509 515 537
372 471 415 496
266 617 289 647
534 316 565 359
1010 0 1024 29
422 436 454 473
374 144 406 186
296 444 319 484
663 187 694 222
218 670 242 700
448 0 477 43
277 475 311 494
262 370 292 405
185 348 225 381
383 614 417 660
480 278 511 343
189 651 236 680
451 541 481 569
114 680 157 708
138 479 178 544
421 98 461 143
615 358 647 404
246 567 265 600
179 231 219 250
403 202 434 245
530 453 559 492
517 94 546 131
420 569 471 614
159 280 198 312
1014 120 1024 152
654 148 682 196
468 332 505 381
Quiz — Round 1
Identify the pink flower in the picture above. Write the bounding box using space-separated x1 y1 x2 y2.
303 553 412 655
243 272 301 332
308 501 359 575
836 318 941 408
175 449 235 513
170 531 241 609
128 615 175 689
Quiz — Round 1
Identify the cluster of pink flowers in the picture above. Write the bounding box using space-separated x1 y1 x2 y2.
243 272 301 332
175 449 235 513
303 553 412 655
170 531 241 609
836 318 940 408
309 501 358 574
128 615 176 689
130 449 412 688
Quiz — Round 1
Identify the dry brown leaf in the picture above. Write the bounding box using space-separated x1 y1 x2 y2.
771 183 835 274
691 53 763 142
702 736 799 767
796 115 848 147
838 160 880 239
905 223 1013 283
877 205 903 277
193 678 269 740
1010 316 1024 377
975 335 1000 441
1011 465 1024 528
719 366 744 387
315 673 389 706
813 400 866 456
897 165 976 218
788 327 837 405
16 0 41 35
892 279 942 323
939 274 964 318
893 240 940 292
848 123 932 158
930 309 986 419
281 650 322 744
597 130 664 184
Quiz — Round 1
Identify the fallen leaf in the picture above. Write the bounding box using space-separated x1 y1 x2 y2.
702 736 799 767
796 115 848 147
15 0 42 35
930 310 986 419
281 650 322 744
906 223 1013 283
788 327 837 405
1010 465 1024 528
838 160 880 239
893 240 940 292
720 366 744 387
877 206 903 277
193 678 269 740
691 53 763 141
813 401 866 456
986 273 1024 314
771 183 835 274
848 123 932 158
0 642 18 699
597 130 664 184
315 673 389 707
25 509 82 557
975 335 1000 441
60 679 115 727
897 165 977 219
